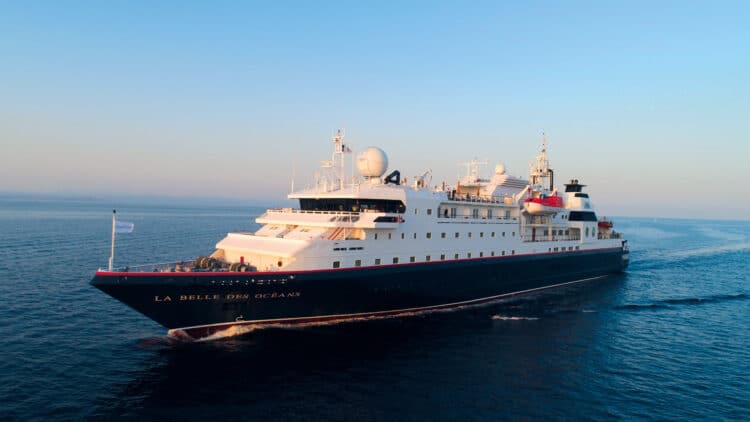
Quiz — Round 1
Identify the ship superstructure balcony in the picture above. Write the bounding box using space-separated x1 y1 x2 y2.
257 208 402 229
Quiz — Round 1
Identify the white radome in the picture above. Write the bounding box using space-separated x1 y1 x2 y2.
357 147 388 178
495 163 506 175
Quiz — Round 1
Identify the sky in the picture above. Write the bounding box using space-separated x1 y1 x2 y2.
1 1 748 219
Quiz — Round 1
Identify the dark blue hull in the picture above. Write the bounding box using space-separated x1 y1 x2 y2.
91 247 628 338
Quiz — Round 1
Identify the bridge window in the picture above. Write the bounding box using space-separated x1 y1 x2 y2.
300 198 406 213
569 211 597 222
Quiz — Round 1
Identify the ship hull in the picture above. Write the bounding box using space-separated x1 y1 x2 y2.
91 247 628 339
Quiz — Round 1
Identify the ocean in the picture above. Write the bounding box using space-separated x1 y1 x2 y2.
0 197 748 420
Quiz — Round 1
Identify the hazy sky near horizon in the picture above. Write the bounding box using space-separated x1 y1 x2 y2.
1 1 748 219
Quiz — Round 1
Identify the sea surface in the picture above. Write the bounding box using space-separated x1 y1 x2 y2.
0 196 748 421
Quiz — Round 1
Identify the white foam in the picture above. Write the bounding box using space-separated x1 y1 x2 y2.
491 315 539 321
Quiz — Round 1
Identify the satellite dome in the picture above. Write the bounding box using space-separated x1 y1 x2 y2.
357 147 388 178
495 163 506 175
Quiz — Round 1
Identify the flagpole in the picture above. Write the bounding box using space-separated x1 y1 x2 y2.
108 209 116 271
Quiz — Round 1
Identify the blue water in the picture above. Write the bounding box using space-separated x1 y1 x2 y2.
0 197 748 420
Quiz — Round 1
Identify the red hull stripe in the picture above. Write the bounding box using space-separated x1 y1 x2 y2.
170 275 608 340
97 247 623 278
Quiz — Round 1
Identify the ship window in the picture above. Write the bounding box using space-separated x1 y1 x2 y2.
491 232 495 237
548 248 551 252
505 210 511 219
300 198 406 213
413 233 417 239
569 211 597 222
511 250 515 255
375 258 381 265
491 251 495 256
333 261 341 268
426 255 431 262
415 208 418 215
441 232 446 238
472 209 479 218
512 232 516 236
278 260 283 267
502 251 505 256
586 227 590 237
455 232 460 238
426 232 432 239
502 232 506 237
467 253 472 258
440 254 445 260
575 246 580 250
410 256 416 263
543 230 548 236
468 232 472 238
454 253 459 259
401 233 405 239
480 232 484 238
427 209 433 215
388 233 392 239
565 230 569 235
374 233 378 240
393 257 399 264
575 193 589 198
355 259 362 267
450 207 457 217
554 247 558 252
487 209 493 218
479 252 484 257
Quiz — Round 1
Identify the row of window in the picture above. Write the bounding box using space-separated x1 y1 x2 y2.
372 231 516 240
333 250 523 268
332 244 584 268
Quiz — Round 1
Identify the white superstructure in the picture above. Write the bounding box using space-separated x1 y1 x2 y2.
211 132 624 272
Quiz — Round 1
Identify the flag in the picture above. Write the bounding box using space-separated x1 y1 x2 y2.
115 220 135 233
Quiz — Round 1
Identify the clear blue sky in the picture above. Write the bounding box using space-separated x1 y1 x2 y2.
1 1 748 218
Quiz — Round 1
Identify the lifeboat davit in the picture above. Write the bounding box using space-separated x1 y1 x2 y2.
524 196 564 215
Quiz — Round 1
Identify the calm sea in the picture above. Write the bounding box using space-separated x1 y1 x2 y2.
0 197 748 421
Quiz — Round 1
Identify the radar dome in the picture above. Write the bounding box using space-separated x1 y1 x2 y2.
495 163 506 175
357 147 388 178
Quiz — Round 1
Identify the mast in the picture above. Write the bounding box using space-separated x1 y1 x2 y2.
529 132 554 192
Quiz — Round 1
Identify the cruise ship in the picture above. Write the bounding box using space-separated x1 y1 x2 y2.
91 132 629 340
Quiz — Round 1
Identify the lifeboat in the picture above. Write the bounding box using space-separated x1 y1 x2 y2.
524 195 564 214
598 219 613 229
